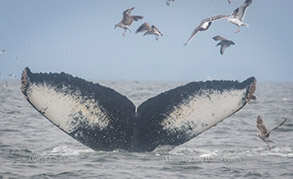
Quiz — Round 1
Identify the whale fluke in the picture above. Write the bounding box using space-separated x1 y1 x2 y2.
21 67 256 152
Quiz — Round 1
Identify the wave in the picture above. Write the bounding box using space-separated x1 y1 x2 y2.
43 145 94 156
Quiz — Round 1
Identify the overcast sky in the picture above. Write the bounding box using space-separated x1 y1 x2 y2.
0 0 292 82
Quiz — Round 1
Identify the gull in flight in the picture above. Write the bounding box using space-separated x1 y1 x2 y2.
256 115 288 150
115 7 143 37
228 0 252 33
136 23 163 40
184 15 230 46
213 35 235 55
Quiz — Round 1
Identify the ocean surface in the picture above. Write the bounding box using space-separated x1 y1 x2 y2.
0 79 292 178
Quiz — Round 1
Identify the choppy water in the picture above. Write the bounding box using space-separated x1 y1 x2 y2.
0 79 292 178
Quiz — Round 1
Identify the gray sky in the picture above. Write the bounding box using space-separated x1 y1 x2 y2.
0 0 292 82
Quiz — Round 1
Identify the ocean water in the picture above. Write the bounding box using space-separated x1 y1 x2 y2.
0 79 292 178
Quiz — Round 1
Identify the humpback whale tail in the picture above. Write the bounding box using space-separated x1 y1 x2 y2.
21 67 256 152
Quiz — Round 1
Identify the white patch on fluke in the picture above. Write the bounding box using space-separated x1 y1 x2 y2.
161 88 247 137
26 83 109 133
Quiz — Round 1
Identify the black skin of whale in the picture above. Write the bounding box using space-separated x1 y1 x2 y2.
21 67 256 152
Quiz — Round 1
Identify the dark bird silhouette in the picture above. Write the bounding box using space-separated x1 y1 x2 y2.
213 35 235 55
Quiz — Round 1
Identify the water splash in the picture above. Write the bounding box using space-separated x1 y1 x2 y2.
44 145 94 156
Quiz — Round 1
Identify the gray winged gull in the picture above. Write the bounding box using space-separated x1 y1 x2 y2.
256 115 288 150
213 35 235 55
115 7 143 37
136 23 163 40
228 0 252 33
184 15 231 46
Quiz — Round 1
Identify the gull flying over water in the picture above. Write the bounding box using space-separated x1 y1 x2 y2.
256 115 288 150
184 15 230 46
136 23 163 41
228 0 252 33
213 35 235 55
115 7 143 37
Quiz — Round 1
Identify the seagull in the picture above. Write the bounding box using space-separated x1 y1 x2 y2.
256 115 288 150
184 15 231 46
213 35 235 55
228 0 252 33
166 0 175 6
115 7 143 37
136 23 163 40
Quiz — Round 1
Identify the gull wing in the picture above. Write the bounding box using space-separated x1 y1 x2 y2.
210 14 231 21
21 68 136 151
123 7 135 16
184 26 201 46
232 8 239 18
151 25 163 36
184 17 216 46
234 0 252 21
268 118 288 135
131 15 143 21
136 77 256 151
121 7 137 25
136 23 151 34
220 44 228 55
257 115 268 135
213 35 227 41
